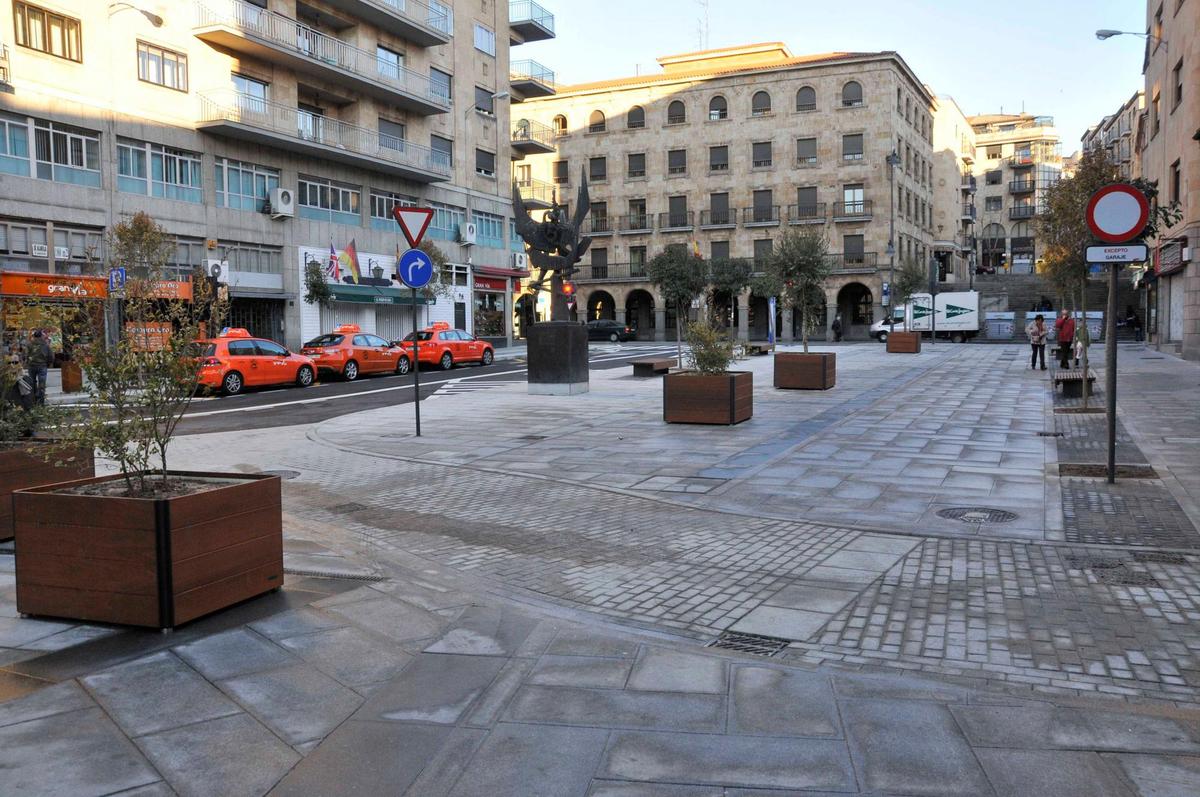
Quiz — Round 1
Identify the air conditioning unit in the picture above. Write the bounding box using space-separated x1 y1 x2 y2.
206 259 230 285
458 221 477 245
512 252 528 270
269 187 295 219
1184 247 1193 263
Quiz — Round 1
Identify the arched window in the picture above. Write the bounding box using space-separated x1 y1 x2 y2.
627 105 645 129
841 81 863 107
981 223 1007 249
708 95 727 121
796 86 816 112
552 114 567 135
751 90 772 116
588 110 606 133
667 100 686 125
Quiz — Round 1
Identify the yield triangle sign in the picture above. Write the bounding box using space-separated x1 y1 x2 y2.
392 207 435 248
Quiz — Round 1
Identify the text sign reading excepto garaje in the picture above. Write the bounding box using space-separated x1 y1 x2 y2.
392 207 435 248
1086 184 1150 244
397 248 433 289
1085 244 1149 264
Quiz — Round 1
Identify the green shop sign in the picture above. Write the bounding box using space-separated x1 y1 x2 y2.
328 285 436 306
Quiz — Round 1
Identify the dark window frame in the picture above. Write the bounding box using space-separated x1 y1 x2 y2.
14 1 82 62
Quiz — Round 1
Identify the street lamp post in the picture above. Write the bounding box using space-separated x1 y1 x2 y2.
886 149 901 324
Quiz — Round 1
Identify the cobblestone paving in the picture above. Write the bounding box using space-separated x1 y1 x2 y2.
1062 478 1200 548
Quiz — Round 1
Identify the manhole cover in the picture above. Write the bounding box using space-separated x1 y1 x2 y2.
1132 551 1188 565
1093 568 1162 588
261 469 301 480
707 631 790 657
1059 464 1159 479
1063 554 1125 570
936 507 1018 524
330 502 368 515
1037 431 1065 437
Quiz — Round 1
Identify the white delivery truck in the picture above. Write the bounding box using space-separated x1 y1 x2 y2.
870 291 981 343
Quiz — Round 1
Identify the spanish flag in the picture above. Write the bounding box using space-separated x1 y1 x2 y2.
691 240 702 259
345 239 362 284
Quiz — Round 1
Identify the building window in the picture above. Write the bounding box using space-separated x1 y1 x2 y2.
1171 159 1181 204
796 186 818 218
14 2 81 62
553 159 568 184
842 184 864 214
431 134 453 168
985 169 1002 185
796 137 817 164
223 242 283 275
986 145 1002 160
32 119 100 187
842 133 863 160
474 149 496 177
752 189 775 222
1151 91 1161 137
751 91 772 116
214 157 278 211
0 115 31 178
117 139 202 202
985 196 1002 211
1172 59 1183 109
630 245 648 270
137 42 187 91
753 238 773 263
473 23 496 55
796 86 816 112
843 234 865 263
667 195 688 227
1153 3 1163 41
473 211 504 248
429 202 465 242
666 100 686 125
298 176 361 224
627 152 645 178
588 110 606 133
376 45 403 82
370 190 416 230
552 114 567 135
474 86 495 115
627 105 645 129
709 145 728 171
589 156 607 181
841 81 863 107
708 192 731 224
590 201 608 228
710 240 729 261
667 148 687 175
430 67 452 104
379 118 406 151
752 141 773 168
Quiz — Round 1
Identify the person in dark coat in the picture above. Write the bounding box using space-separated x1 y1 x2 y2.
24 330 51 406
831 314 843 342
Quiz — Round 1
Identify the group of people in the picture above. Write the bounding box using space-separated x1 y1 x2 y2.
1025 310 1084 371
3 330 52 408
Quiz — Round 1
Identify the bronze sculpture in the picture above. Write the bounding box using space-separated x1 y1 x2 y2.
513 169 590 322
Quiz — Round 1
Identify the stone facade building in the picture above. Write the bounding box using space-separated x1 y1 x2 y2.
515 43 936 341
1081 90 1144 181
0 0 557 350
930 94 976 286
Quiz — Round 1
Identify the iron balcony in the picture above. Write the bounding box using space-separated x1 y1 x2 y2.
511 118 556 156
618 214 653 233
1009 179 1036 193
658 211 694 231
317 0 451 46
509 0 555 44
699 209 737 228
743 205 781 226
833 200 872 221
1009 205 1036 220
827 252 878 270
788 203 827 224
574 262 648 282
510 59 556 100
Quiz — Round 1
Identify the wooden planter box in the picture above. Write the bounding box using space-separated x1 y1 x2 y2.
887 331 922 353
774 352 836 390
664 371 753 425
0 443 94 542
14 471 282 629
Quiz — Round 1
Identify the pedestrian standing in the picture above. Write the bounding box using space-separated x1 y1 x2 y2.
831 313 843 342
24 330 51 406
1053 310 1076 369
1025 314 1048 370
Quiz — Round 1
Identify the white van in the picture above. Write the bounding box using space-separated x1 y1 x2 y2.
871 291 981 343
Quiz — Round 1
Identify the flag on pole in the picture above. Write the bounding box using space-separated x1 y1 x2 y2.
768 297 777 344
325 239 341 282
345 239 361 284
691 240 702 259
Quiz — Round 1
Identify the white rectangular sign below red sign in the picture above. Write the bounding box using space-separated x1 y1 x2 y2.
1085 244 1149 264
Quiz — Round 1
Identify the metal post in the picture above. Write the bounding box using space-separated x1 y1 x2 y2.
1106 262 1118 482
928 257 938 346
886 150 899 321
411 287 421 437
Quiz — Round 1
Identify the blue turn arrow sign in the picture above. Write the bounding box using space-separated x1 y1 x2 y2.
396 248 433 289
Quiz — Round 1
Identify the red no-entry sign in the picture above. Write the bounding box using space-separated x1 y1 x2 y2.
1086 184 1149 244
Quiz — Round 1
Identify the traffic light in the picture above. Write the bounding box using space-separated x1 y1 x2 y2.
562 281 576 310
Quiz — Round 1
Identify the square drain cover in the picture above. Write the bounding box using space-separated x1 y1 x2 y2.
707 631 790 657
936 507 1018 523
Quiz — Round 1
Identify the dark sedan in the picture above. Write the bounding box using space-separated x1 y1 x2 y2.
586 319 636 342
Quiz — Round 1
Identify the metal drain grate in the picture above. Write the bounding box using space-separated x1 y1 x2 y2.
707 631 791 657
1063 554 1125 570
261 469 301 480
284 568 386 582
1132 551 1188 565
1059 464 1159 479
1093 568 1162 588
329 502 369 515
936 507 1019 524
1037 431 1065 437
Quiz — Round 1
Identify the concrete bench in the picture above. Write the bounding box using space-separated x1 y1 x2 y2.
743 343 775 356
1053 368 1097 398
631 358 675 377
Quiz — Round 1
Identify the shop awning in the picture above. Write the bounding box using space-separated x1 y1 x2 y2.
474 265 530 279
329 284 435 305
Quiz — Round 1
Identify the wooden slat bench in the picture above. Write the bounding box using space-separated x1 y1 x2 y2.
631 358 675 377
743 342 775 356
1053 368 1097 398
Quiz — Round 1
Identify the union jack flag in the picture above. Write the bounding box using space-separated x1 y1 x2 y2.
325 239 341 282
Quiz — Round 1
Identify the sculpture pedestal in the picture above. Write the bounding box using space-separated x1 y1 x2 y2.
527 322 589 395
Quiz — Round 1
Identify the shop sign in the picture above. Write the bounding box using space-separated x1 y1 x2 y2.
1159 242 1184 277
144 279 193 301
473 276 507 292
125 322 172 352
0 272 108 299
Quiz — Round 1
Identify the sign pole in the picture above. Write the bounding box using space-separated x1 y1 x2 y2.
412 287 421 437
1106 262 1118 483
391 206 436 439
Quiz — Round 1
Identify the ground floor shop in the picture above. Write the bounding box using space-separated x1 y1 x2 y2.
471 272 519 349
1152 239 1199 361
1 272 109 368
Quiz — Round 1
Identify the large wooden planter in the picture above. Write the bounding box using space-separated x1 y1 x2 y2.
887 331 922 353
774 352 836 390
0 443 94 542
664 371 753 425
14 471 282 629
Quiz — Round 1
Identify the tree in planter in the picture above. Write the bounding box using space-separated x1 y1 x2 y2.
758 229 830 352
891 258 928 326
63 212 228 496
706 258 751 331
646 246 709 366
683 321 736 374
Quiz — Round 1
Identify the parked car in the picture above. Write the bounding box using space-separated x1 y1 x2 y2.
197 328 316 396
301 324 411 381
395 322 495 370
870 317 907 343
587 319 636 342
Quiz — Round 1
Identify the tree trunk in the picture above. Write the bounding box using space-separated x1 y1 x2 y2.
1079 285 1090 410
676 299 685 367
800 303 809 353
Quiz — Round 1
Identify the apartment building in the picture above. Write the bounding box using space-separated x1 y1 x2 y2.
967 113 1062 274
1141 0 1198 359
1081 91 1144 180
0 0 557 351
515 43 936 341
930 94 976 284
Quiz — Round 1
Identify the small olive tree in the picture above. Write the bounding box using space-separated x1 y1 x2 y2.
706 258 751 329
683 322 735 374
892 258 928 325
760 229 830 352
646 246 709 366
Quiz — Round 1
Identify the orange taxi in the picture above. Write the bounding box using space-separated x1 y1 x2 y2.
300 324 411 381
197 328 316 396
396 322 495 371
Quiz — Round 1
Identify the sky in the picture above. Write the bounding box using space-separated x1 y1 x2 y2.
521 0 1150 151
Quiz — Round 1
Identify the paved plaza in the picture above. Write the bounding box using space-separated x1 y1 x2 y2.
3 342 1200 795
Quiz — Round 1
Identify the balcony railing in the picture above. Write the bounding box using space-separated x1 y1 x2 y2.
659 211 694 231
832 200 872 220
198 90 451 181
1009 179 1036 193
509 59 556 97
319 0 451 46
581 217 614 235
511 118 555 153
509 0 555 42
827 252 878 270
960 203 976 221
743 205 781 225
699 209 737 227
960 175 977 192
575 262 648 282
0 44 9 86
618 213 653 233
1009 153 1035 168
788 203 827 223
515 177 554 206
195 0 450 113
1009 205 1036 220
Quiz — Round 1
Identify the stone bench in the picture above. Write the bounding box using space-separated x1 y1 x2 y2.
742 343 775 356
631 358 675 377
1053 368 1097 398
